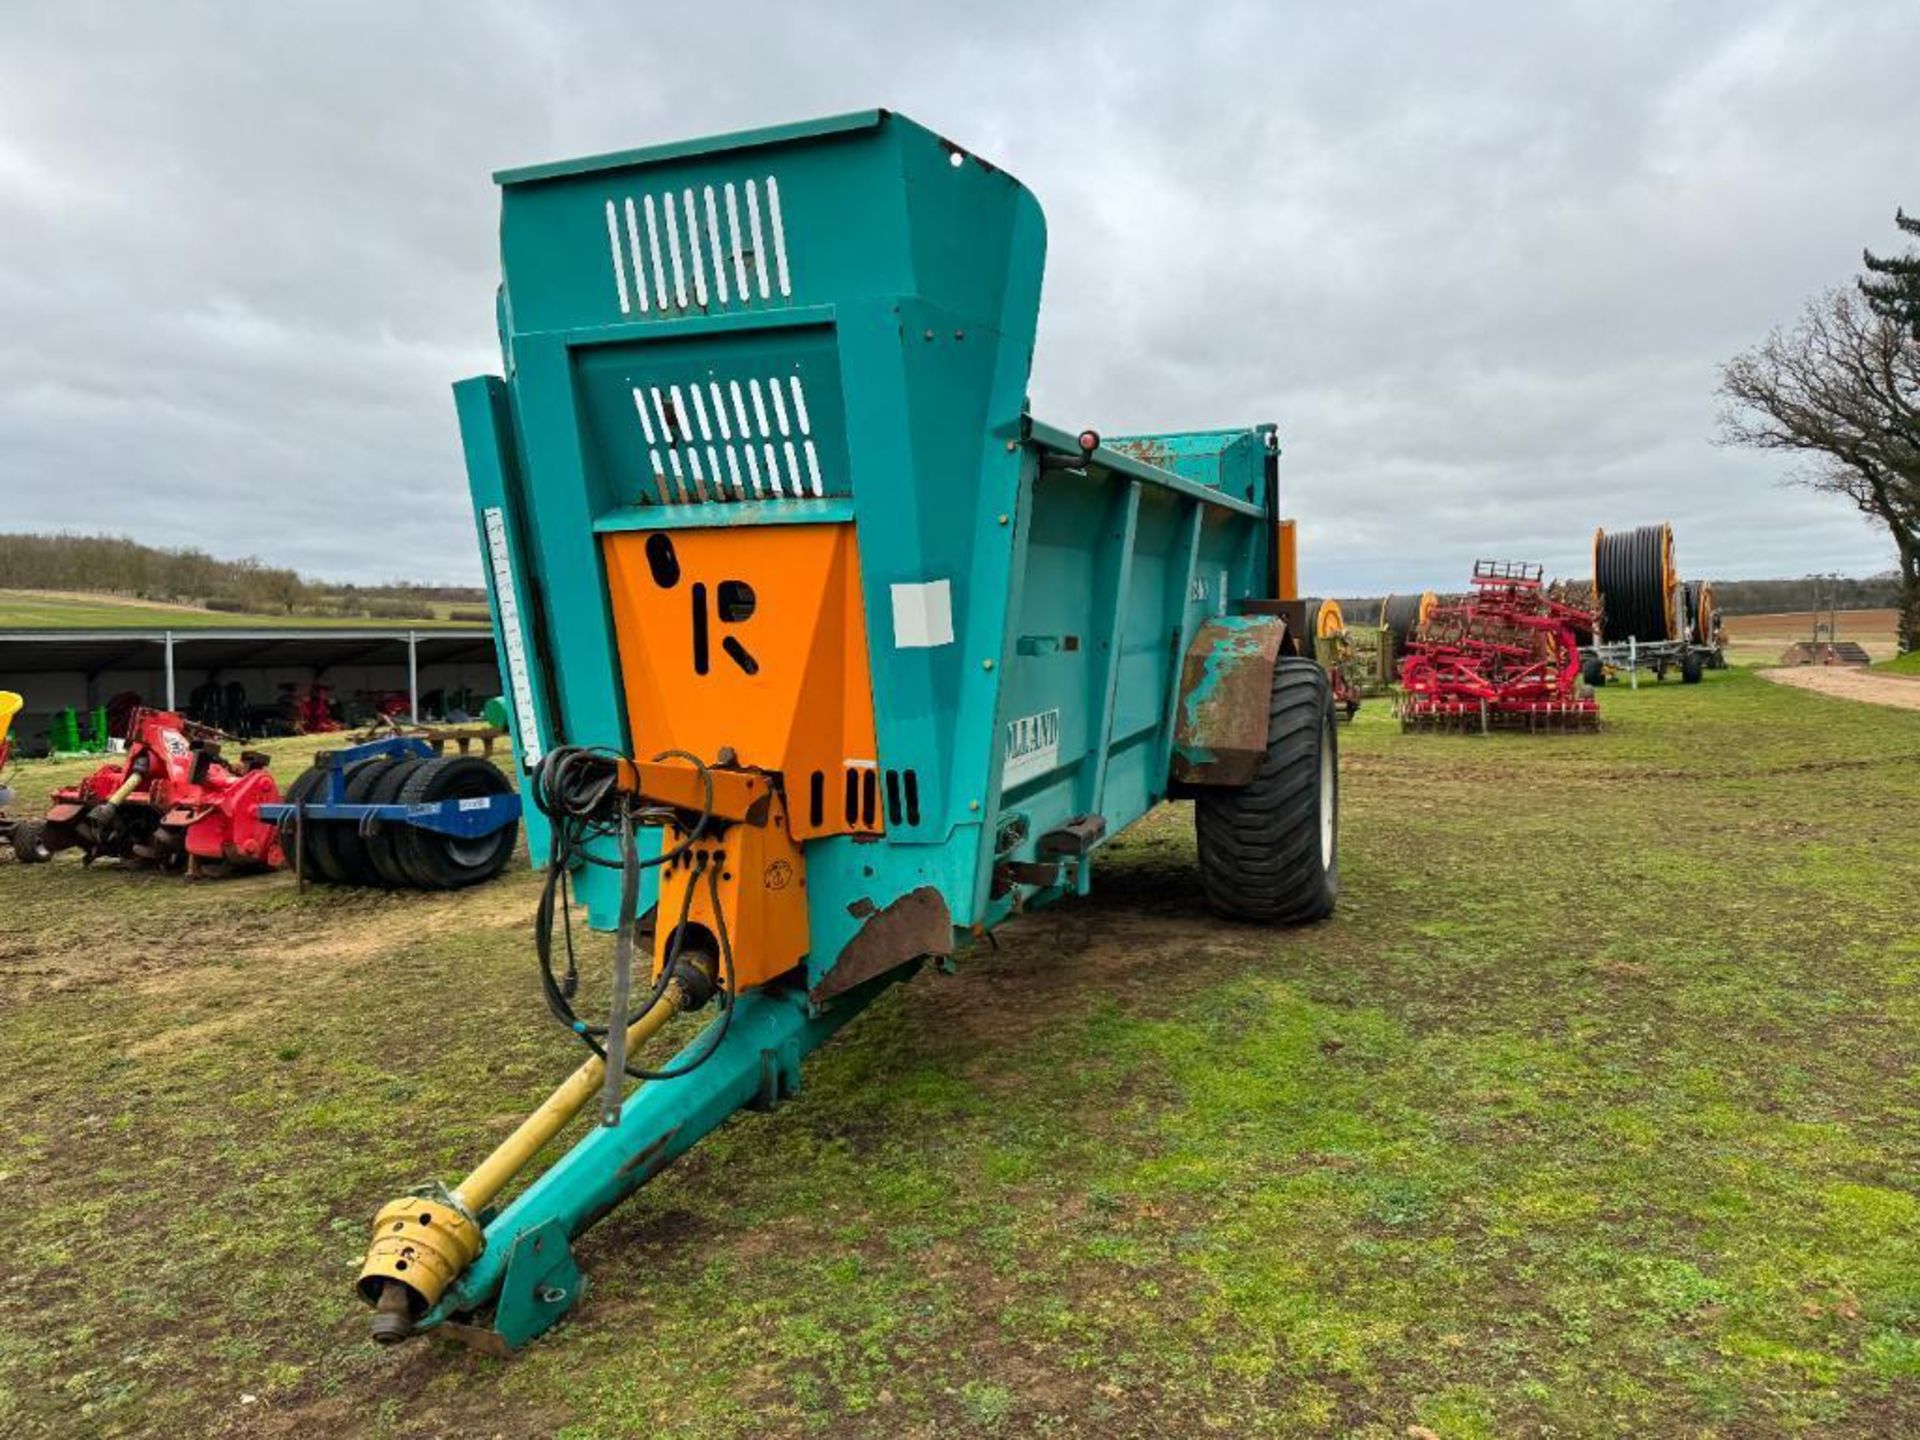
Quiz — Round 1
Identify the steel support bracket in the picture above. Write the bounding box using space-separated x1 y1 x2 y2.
439 1219 585 1355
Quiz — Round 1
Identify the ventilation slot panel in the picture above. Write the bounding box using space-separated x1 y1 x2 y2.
604 172 793 318
798 763 882 836
884 769 922 828
630 369 830 506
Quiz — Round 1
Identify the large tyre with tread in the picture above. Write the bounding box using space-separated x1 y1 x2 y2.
296 760 385 886
394 756 518 890
1194 656 1338 924
8 817 49 863
315 759 405 886
363 756 430 888
279 765 347 883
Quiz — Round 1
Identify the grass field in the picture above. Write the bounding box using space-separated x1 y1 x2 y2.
2 670 1917 1437
0 589 485 630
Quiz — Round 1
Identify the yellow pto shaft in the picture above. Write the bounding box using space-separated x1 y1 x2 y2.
357 975 695 1341
455 981 686 1213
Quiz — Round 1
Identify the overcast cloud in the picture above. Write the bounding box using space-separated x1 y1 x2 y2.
1 1 1914 592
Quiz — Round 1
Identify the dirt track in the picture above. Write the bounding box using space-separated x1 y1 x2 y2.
1761 664 1920 711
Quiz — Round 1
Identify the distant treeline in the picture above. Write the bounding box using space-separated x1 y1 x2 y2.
1336 572 1900 620
1700 574 1901 614
0 532 485 620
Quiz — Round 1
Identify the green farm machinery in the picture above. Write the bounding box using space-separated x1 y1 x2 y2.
356 110 1341 1351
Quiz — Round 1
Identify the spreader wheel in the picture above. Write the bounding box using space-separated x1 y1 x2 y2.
1194 655 1338 924
394 756 518 890
1681 651 1703 684
8 817 50 863
1582 657 1607 687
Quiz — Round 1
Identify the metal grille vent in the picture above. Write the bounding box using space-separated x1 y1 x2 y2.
603 177 792 318
807 762 882 833
631 373 824 505
885 769 921 827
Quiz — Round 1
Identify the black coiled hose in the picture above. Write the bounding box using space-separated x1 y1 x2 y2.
1594 524 1675 643
528 744 736 1082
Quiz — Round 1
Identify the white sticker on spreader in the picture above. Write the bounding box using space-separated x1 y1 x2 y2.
459 797 491 811
890 578 954 649
483 506 544 766
1002 708 1060 787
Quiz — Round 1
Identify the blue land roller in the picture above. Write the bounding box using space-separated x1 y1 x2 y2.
357 109 1340 1351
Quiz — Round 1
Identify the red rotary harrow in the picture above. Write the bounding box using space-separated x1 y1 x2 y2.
1397 561 1600 732
12 708 286 875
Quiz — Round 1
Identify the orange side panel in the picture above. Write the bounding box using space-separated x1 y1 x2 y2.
1275 519 1299 601
653 793 811 992
602 523 880 840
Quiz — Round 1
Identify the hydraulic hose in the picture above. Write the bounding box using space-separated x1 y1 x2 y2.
529 745 726 1073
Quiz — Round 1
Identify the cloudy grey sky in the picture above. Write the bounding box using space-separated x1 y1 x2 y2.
2 1 1914 592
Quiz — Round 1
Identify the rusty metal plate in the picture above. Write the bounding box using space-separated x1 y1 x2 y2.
1171 614 1287 787
810 885 952 1005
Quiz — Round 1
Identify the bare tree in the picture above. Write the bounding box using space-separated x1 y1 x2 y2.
1719 288 1920 654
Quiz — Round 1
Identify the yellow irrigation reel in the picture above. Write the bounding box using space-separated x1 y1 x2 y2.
1380 591 1437 648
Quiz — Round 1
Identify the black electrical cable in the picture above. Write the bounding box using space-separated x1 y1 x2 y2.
528 743 734 1082
531 742 707 1008
611 860 738 1082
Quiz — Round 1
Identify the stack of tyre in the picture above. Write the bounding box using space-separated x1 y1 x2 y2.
281 752 518 889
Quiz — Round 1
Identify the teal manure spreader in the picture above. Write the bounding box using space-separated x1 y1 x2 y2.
358 109 1340 1352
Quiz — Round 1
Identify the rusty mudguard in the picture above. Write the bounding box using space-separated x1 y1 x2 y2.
1170 614 1290 787
810 886 954 1006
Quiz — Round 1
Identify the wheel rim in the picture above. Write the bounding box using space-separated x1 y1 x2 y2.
1318 717 1336 870
443 832 499 868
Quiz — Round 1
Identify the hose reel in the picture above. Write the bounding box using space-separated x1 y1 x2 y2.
1592 523 1677 644
1682 579 1719 644
1380 591 1437 648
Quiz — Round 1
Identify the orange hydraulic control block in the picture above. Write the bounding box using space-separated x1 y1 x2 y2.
615 761 813 993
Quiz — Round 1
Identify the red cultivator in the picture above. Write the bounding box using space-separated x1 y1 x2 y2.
1398 561 1600 732
12 708 286 875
